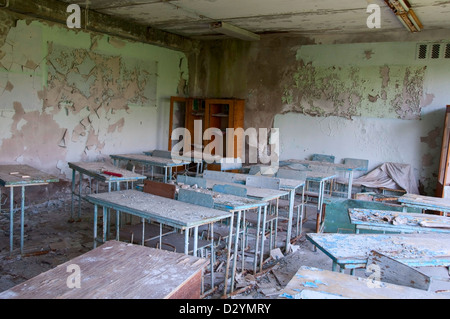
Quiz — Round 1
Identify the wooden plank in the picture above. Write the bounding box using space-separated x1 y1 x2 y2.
0 241 208 299
367 251 432 291
279 266 445 299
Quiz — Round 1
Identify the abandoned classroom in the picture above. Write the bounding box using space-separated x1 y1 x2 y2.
0 0 450 301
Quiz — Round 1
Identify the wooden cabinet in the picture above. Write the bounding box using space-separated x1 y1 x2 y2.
436 105 450 198
168 97 245 167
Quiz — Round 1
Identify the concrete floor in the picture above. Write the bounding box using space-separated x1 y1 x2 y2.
0 197 449 299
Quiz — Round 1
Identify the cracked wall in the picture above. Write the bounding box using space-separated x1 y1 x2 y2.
192 36 450 195
0 12 188 190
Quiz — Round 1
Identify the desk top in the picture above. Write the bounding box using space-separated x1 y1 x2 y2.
87 190 232 229
307 233 450 267
223 172 305 190
349 208 450 234
0 165 59 187
68 162 147 182
278 266 446 299
0 241 208 299
205 179 289 202
398 194 450 212
282 159 361 172
110 154 190 167
188 188 268 212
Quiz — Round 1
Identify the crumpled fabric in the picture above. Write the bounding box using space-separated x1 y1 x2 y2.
352 162 419 194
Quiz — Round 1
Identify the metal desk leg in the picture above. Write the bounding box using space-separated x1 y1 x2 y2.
78 172 83 221
224 212 235 296
231 210 242 293
164 167 168 184
253 206 262 274
93 204 98 249
193 227 199 257
184 229 189 255
70 169 75 221
210 222 215 290
103 207 108 244
20 186 25 255
285 188 296 252
259 205 268 273
9 187 14 254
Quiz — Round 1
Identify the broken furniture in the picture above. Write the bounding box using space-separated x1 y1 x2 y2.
177 187 268 295
348 208 450 234
205 169 307 250
110 154 190 183
278 266 445 299
321 197 421 234
0 164 59 254
436 105 450 198
306 233 450 275
68 162 147 222
204 177 289 271
398 193 450 217
85 189 232 293
0 241 209 299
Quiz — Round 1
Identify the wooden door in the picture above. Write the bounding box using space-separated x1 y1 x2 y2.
436 105 450 198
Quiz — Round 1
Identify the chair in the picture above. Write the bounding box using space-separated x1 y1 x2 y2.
218 157 243 172
312 154 335 163
212 184 247 197
275 169 307 238
248 165 276 177
151 150 173 159
203 170 236 183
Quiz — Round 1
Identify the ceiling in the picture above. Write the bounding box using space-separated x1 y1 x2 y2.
58 0 450 40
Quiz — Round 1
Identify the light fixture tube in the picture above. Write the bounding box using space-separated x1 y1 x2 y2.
210 21 260 41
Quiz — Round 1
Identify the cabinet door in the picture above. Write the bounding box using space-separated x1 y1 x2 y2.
436 105 450 198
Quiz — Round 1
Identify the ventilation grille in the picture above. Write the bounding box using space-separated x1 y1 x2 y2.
417 43 450 60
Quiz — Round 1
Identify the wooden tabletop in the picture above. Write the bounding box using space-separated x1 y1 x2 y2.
87 190 232 230
191 188 268 212
0 164 59 187
0 241 209 299
279 266 447 299
68 162 147 182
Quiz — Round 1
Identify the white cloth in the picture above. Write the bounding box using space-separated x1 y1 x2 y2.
352 162 419 194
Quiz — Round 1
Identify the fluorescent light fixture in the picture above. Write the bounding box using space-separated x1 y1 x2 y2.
210 21 260 41
385 0 423 32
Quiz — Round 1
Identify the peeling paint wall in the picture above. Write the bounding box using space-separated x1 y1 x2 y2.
0 12 188 185
192 36 450 195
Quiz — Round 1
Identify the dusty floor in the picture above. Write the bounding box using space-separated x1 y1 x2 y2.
0 197 449 299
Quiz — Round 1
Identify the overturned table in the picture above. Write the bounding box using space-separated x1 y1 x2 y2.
0 241 209 299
